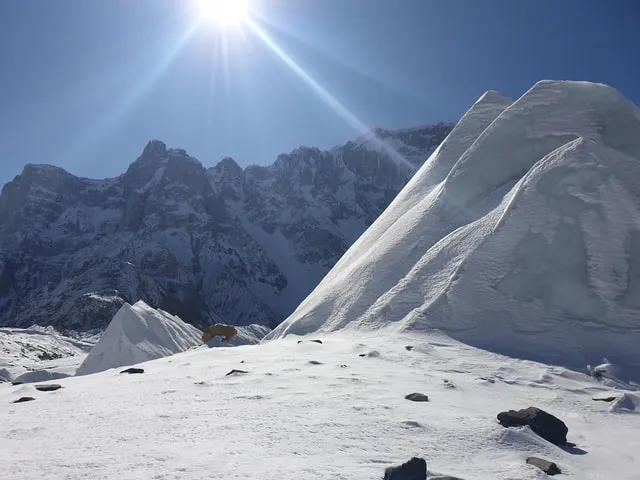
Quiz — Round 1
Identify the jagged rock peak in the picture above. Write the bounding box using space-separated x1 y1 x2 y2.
214 157 243 176
142 139 168 159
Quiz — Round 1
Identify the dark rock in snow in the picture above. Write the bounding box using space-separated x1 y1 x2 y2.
359 353 367 357
405 345 414 351
35 384 63 392
405 393 429 402
383 457 427 480
120 368 145 374
13 397 36 404
497 407 568 445
592 395 617 402
526 457 562 475
225 369 248 376
307 360 322 365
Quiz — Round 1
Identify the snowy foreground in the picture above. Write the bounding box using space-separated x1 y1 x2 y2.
2 331 639 480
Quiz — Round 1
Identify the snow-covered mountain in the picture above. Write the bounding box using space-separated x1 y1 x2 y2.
0 123 452 331
268 81 640 379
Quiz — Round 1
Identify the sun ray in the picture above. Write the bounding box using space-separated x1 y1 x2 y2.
245 18 414 170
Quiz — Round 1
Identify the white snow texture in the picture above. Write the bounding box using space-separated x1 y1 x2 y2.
76 300 202 375
268 81 640 378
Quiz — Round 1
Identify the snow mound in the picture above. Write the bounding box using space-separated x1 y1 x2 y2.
76 301 202 376
267 80 640 378
610 393 640 413
12 370 70 385
205 324 271 347
0 368 12 382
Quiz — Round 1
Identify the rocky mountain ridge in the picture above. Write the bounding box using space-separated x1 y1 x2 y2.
0 123 452 331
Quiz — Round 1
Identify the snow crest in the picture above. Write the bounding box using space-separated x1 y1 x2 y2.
267 81 640 378
76 301 202 376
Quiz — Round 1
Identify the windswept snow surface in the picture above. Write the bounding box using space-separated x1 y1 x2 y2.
1 331 639 479
267 81 640 379
76 301 202 376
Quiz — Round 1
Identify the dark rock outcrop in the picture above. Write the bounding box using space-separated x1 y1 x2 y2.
405 393 429 402
526 457 562 475
383 457 427 480
35 384 63 392
13 396 36 403
497 407 568 445
120 368 144 374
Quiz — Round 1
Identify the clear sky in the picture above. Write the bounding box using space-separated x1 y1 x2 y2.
1 0 638 186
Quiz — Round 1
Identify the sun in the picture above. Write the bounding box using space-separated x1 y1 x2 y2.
194 0 251 27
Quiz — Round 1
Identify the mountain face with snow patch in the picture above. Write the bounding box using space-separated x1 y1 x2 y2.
0 124 452 331
268 81 640 378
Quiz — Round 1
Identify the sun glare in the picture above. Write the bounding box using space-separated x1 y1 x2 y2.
195 0 250 27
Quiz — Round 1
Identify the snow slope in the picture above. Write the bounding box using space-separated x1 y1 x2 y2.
76 301 202 376
267 81 640 379
1 331 638 479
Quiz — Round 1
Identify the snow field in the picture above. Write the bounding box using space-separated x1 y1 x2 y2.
2 331 638 479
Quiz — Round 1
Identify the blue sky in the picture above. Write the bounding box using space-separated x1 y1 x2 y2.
0 0 638 185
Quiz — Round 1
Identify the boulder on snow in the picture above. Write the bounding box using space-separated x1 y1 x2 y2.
13 396 36 404
225 369 248 376
120 368 145 374
592 394 618 402
35 384 63 392
202 324 238 343
497 407 568 445
204 324 270 347
405 393 429 402
298 339 323 344
526 457 562 475
76 301 202 376
383 457 427 480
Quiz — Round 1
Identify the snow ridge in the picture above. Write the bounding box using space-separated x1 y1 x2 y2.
76 301 202 376
267 80 640 378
